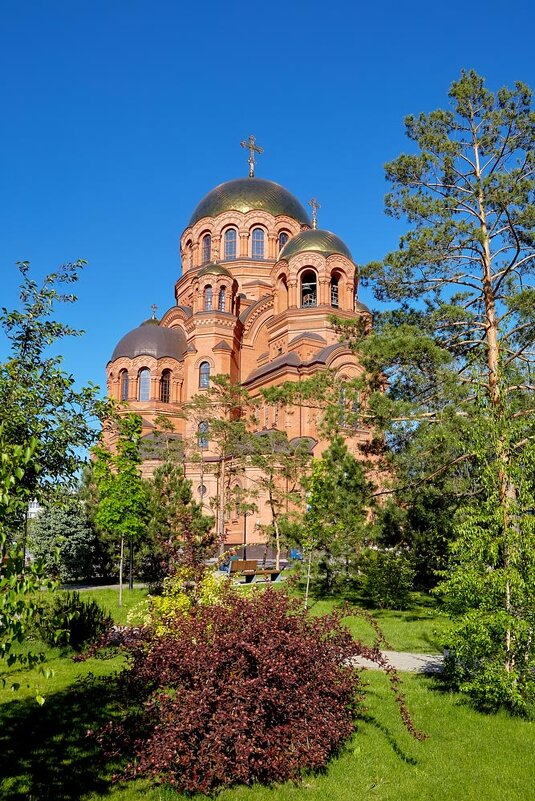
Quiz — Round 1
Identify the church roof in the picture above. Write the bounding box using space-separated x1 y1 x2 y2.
188 178 311 227
279 228 352 261
198 262 232 278
110 320 187 362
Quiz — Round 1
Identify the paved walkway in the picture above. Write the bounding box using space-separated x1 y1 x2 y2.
353 650 443 673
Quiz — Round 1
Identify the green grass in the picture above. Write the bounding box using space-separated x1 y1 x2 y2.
79 587 149 625
1 587 533 801
306 592 450 653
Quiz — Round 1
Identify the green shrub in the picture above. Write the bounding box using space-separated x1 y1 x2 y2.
35 591 112 651
361 548 415 609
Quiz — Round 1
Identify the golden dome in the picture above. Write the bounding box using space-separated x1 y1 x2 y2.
188 178 311 227
279 229 352 261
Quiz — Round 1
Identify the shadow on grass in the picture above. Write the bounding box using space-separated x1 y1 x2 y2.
0 672 121 801
356 711 418 765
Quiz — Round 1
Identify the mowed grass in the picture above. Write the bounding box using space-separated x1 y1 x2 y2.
1 586 533 801
306 592 450 653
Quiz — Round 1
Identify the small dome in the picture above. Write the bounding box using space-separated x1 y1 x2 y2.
110 320 186 362
198 262 232 278
189 178 311 227
279 229 352 261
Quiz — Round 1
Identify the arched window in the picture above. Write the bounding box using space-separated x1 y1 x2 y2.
252 227 265 259
199 361 211 388
330 274 339 307
198 421 209 449
185 239 193 269
301 270 317 307
278 231 289 252
204 285 213 310
218 286 226 312
120 370 129 401
224 228 237 260
202 233 211 263
160 369 171 403
138 368 150 401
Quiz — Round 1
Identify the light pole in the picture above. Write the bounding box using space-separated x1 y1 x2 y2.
243 510 248 560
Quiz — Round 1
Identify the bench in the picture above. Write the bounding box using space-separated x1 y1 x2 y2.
229 559 258 583
228 560 282 584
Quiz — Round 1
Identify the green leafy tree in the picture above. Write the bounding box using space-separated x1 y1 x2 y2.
340 71 535 710
147 459 216 581
0 260 102 687
0 430 50 681
29 496 105 583
92 414 150 605
302 436 373 595
0 262 104 510
247 428 311 570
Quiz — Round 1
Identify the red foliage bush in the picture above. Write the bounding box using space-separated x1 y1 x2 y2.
99 587 376 794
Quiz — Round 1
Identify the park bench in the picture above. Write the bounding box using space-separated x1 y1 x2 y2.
228 560 282 583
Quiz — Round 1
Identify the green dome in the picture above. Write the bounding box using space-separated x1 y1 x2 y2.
279 229 352 261
189 178 311 227
198 262 232 278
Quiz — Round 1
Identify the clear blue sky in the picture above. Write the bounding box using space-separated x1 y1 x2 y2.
1 0 533 398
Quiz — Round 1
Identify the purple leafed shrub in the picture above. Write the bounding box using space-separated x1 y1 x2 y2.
96 586 424 794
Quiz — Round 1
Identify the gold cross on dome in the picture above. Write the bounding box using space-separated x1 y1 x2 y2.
240 134 264 178
308 197 321 229
151 303 158 320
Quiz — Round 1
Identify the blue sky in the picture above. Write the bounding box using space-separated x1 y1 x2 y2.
1 0 534 399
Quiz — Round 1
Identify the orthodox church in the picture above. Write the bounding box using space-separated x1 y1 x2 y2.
107 138 372 551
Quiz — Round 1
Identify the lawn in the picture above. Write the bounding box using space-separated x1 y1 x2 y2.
306 593 451 653
1 586 533 801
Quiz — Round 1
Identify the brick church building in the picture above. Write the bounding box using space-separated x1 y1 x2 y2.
107 139 372 551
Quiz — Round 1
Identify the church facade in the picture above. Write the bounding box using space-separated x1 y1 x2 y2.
107 144 372 550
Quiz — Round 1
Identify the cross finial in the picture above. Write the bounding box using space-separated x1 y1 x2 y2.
240 134 264 178
308 198 320 229
151 303 158 320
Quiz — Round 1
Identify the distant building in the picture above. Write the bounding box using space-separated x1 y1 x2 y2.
27 499 42 520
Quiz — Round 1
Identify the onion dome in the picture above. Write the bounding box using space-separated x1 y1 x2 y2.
198 262 232 278
189 178 311 227
279 229 352 261
110 319 186 362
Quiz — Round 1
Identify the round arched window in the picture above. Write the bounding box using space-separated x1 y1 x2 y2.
160 369 171 403
202 233 211 263
199 361 211 388
198 421 209 449
224 228 237 260
138 368 150 401
120 370 129 401
252 228 265 259
204 285 213 311
330 274 340 307
301 270 317 307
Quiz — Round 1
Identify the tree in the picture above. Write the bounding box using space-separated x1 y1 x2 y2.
302 436 373 595
147 459 216 581
246 428 311 570
344 71 535 711
1 260 102 683
0 429 49 679
0 262 104 512
92 414 150 605
29 496 105 583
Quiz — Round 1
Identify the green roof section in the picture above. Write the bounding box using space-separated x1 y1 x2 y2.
198 262 232 278
188 178 311 227
279 229 353 261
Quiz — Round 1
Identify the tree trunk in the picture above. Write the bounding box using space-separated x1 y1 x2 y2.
119 535 124 608
474 133 516 672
